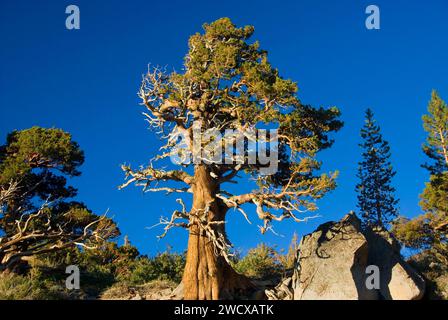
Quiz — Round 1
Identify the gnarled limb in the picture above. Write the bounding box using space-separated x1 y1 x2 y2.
120 164 193 191
0 197 116 271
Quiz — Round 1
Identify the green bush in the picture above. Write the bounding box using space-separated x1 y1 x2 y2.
276 233 299 272
124 252 185 285
233 243 282 279
0 273 41 300
0 272 70 300
408 251 448 300
1 237 301 299
20 245 185 298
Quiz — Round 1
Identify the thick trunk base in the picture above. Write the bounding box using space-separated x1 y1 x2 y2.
182 226 254 300
181 165 254 300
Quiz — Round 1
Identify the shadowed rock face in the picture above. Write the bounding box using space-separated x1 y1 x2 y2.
266 212 425 300
363 227 425 300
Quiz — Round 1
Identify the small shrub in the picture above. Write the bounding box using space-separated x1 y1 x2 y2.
234 243 282 279
123 252 185 285
408 251 448 299
0 272 41 300
276 233 299 272
0 272 69 300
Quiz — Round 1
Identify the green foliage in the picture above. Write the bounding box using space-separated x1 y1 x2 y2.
0 272 43 300
234 243 283 279
276 233 299 271
420 173 448 215
356 108 399 228
123 252 185 285
232 235 299 280
182 16 343 154
0 127 84 206
184 18 343 185
420 91 448 217
393 91 448 266
75 242 185 285
123 17 343 236
0 271 73 300
393 215 436 250
35 241 140 294
0 237 302 299
0 126 84 183
29 242 185 298
0 127 118 271
422 90 448 175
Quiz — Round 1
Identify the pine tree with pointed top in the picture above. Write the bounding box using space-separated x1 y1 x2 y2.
356 108 399 228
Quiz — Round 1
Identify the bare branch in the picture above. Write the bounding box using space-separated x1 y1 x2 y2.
120 164 194 191
1 186 117 270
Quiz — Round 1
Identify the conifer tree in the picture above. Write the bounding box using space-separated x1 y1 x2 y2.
356 109 399 227
421 91 448 215
0 127 118 271
121 18 342 299
394 91 447 264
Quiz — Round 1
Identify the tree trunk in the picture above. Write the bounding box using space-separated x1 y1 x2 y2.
182 165 253 300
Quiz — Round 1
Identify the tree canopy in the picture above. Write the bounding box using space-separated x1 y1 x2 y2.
0 127 118 271
121 17 343 299
121 17 343 237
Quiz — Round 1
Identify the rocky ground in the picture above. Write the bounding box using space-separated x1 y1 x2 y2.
100 212 445 300
100 280 179 300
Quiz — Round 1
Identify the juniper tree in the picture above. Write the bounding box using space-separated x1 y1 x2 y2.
121 18 342 299
394 91 447 264
356 109 398 228
0 127 118 271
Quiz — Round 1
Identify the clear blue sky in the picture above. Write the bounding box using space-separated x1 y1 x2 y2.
1 0 447 256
